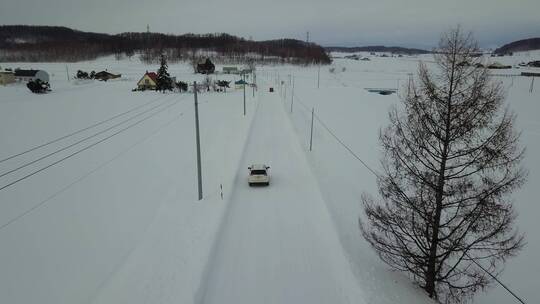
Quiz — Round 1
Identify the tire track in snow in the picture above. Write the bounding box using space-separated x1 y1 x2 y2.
195 84 365 304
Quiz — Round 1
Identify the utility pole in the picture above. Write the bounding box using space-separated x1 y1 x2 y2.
193 81 203 200
317 65 320 89
65 65 70 81
243 78 246 116
309 108 315 151
306 31 310 43
290 76 295 113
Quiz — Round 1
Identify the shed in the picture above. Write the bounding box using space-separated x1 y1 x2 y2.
223 67 239 74
137 71 158 90
0 71 15 85
14 69 49 83
487 62 512 69
94 71 121 81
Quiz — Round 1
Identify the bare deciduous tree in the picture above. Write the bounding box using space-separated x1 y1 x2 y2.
360 27 527 303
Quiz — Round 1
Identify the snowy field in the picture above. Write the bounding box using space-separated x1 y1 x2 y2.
0 52 538 304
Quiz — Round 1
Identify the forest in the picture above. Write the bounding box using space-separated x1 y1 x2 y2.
0 25 331 64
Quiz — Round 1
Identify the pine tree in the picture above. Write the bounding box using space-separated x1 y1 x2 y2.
360 27 527 303
156 53 173 92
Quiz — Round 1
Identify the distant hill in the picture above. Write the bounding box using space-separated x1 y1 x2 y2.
325 45 430 55
0 25 331 64
494 37 540 54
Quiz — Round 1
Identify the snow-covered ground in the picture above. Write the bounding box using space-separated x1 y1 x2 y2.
0 52 538 304
269 51 540 304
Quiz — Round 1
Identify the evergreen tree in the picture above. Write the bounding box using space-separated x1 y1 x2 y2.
156 53 173 92
361 27 527 303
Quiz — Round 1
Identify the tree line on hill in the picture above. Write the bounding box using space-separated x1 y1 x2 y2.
494 37 540 55
0 25 331 64
325 45 431 55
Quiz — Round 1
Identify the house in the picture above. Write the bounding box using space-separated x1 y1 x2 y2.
137 71 158 90
14 69 49 83
0 71 15 85
223 66 239 74
93 70 121 81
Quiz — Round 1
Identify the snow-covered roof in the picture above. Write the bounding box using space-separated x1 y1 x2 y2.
14 69 40 77
145 72 158 82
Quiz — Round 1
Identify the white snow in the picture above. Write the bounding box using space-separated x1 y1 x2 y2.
0 52 538 304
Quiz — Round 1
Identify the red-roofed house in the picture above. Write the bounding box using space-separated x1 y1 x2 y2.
137 71 158 90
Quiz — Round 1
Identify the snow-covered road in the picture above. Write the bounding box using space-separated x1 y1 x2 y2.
197 87 365 304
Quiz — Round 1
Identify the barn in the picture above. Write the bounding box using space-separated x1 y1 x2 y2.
14 69 49 83
94 71 121 81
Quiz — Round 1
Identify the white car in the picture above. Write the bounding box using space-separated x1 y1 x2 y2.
248 164 270 186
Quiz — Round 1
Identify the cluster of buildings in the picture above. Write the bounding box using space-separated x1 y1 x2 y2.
0 68 50 85
135 63 253 91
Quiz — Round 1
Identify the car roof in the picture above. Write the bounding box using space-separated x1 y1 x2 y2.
249 164 268 170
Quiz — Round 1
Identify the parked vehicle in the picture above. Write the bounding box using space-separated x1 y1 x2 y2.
248 164 270 186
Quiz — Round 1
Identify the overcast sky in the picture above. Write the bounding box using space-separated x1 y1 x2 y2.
1 0 539 49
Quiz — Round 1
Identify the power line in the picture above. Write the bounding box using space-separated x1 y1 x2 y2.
0 108 190 232
0 94 170 164
289 91 380 177
466 254 527 304
0 97 180 179
0 99 183 192
285 84 527 304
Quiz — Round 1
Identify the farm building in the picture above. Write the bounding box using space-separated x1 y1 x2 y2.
14 69 49 82
137 71 158 90
223 67 239 74
197 59 215 74
94 71 121 81
487 62 512 69
0 71 15 85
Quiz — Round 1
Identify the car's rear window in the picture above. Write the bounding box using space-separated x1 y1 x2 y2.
250 169 267 175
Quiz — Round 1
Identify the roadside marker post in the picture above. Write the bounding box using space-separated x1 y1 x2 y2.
310 107 315 151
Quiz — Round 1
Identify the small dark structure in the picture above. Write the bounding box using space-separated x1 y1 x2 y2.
528 61 540 68
76 70 91 79
216 80 231 92
521 72 540 77
269 87 274 92
175 81 188 92
365 88 397 95
487 62 512 69
197 59 215 74
27 79 51 93
93 71 121 81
